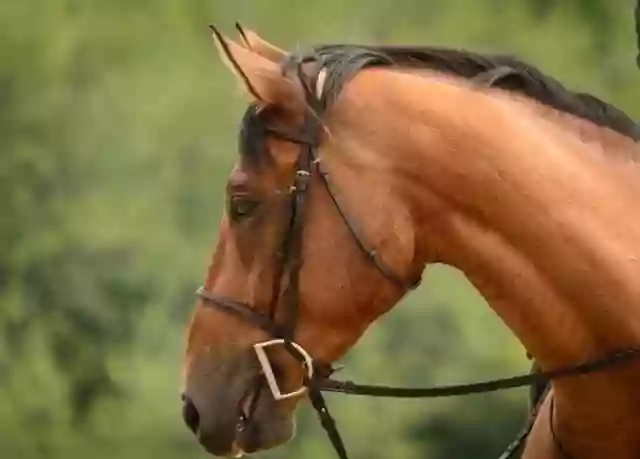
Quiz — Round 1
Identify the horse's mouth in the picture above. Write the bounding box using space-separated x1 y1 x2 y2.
230 388 272 457
229 442 246 458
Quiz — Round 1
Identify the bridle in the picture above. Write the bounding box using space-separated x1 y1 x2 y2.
195 56 419 455
195 47 640 459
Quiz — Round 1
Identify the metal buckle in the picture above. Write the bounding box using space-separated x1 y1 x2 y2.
253 339 314 401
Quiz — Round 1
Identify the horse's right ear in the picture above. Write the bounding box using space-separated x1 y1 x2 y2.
210 25 304 113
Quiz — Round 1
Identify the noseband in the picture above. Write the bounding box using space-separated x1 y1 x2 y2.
196 49 640 459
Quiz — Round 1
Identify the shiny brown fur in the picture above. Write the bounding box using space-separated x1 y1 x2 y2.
183 28 640 459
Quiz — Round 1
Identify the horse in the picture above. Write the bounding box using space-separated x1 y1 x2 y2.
181 21 640 459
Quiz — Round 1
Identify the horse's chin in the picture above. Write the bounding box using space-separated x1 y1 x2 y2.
228 443 246 458
226 412 296 457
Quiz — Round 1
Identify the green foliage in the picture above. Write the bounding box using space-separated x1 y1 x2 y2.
0 1 638 459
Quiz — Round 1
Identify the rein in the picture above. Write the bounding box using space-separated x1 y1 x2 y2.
311 347 640 399
196 47 640 459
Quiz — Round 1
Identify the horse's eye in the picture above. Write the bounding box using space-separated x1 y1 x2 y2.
229 196 259 222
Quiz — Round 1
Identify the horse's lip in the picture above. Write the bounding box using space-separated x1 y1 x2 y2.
233 386 260 455
230 442 246 458
239 388 254 418
235 386 255 432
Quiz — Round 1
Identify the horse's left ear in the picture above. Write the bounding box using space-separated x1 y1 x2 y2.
210 25 304 113
235 23 286 63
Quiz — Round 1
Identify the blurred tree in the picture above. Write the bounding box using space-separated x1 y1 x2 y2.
0 1 637 459
528 0 628 68
0 0 153 423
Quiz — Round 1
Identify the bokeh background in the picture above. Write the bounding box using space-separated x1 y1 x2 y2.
2 1 639 458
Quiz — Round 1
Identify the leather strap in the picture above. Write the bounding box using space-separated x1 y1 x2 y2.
308 388 349 459
311 347 640 398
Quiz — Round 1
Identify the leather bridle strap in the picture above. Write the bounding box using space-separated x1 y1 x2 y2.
310 148 421 291
277 132 314 339
308 388 349 459
196 287 284 337
310 347 640 398
497 384 551 459
309 348 640 459
198 104 354 459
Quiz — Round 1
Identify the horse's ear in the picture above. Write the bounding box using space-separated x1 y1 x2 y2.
235 23 286 63
210 25 303 112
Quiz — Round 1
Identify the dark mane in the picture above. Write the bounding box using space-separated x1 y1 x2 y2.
285 44 640 142
372 45 640 140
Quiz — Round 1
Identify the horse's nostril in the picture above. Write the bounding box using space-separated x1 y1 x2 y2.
181 394 200 435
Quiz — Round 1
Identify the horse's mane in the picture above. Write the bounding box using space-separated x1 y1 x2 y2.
240 43 640 167
286 44 640 142
374 45 640 141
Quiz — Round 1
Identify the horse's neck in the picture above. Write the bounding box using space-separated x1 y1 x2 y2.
348 69 640 365
350 69 640 457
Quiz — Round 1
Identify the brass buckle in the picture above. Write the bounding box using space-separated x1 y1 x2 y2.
253 339 314 401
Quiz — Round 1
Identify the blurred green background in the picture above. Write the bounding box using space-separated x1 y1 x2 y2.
1 1 638 458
